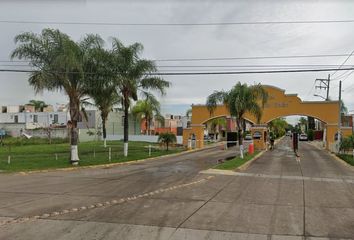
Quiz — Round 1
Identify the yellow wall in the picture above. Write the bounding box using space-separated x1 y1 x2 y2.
191 85 339 125
186 85 348 150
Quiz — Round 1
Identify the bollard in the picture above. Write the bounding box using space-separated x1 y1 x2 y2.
7 155 10 164
240 145 244 159
55 153 58 160
109 147 111 162
187 139 192 150
93 148 96 158
149 145 151 157
248 143 254 155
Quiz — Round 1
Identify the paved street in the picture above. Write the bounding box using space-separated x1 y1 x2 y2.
0 138 354 240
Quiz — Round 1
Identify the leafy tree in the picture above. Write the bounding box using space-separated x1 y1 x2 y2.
12 29 102 165
132 93 162 135
109 39 170 156
27 100 48 112
158 132 177 151
269 118 288 138
206 82 268 158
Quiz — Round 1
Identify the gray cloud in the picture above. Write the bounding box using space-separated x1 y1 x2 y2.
1 0 354 114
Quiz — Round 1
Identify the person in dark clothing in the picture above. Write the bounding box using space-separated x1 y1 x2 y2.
269 132 275 150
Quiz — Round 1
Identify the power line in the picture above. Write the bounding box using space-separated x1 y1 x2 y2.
0 54 353 63
333 70 354 82
331 49 354 77
1 19 354 26
344 82 354 91
154 54 354 62
156 64 354 68
315 74 331 101
1 67 354 75
305 80 316 100
4 63 354 69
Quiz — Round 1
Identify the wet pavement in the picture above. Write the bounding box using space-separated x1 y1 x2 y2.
0 139 353 240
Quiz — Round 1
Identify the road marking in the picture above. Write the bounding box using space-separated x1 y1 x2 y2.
0 175 215 227
201 169 353 183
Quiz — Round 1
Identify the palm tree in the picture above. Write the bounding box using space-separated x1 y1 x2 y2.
158 132 177 151
132 93 162 135
12 29 102 165
340 99 348 115
186 108 192 117
109 39 170 156
83 43 121 148
87 85 121 148
206 82 268 158
27 100 48 112
208 117 226 140
298 117 308 133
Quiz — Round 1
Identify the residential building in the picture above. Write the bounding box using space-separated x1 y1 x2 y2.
0 103 143 140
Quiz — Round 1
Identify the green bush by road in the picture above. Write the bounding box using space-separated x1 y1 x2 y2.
0 140 183 172
214 151 260 170
337 154 354 166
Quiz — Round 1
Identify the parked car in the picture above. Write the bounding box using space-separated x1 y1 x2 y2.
244 134 252 141
299 133 308 141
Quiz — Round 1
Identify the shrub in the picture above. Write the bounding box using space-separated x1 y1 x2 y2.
340 135 354 154
307 129 314 141
158 132 177 151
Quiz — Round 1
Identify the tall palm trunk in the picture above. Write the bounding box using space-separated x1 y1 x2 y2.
69 97 80 165
147 116 152 136
145 117 149 135
101 113 107 148
237 119 244 159
123 95 129 157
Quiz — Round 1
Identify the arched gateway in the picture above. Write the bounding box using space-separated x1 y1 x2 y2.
183 85 352 151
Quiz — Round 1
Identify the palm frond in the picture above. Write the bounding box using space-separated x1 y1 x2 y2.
206 90 228 114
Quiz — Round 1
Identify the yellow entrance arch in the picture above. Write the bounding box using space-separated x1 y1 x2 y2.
183 85 351 151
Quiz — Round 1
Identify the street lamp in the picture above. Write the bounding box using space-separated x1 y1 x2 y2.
313 94 326 100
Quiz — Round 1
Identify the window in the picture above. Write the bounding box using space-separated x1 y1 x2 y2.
33 115 38 123
14 115 18 123
53 114 58 124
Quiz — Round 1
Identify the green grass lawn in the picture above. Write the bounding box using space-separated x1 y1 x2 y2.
337 154 354 166
0 140 183 172
214 151 260 170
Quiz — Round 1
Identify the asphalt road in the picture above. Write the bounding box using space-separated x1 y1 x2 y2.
0 139 353 240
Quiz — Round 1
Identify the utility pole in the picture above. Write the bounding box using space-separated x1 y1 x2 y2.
315 74 331 100
337 80 342 153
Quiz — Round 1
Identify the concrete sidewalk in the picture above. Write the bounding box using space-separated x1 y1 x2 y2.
0 138 354 239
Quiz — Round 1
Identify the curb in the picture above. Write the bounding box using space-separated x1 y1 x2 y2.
5 142 223 176
330 153 353 169
306 141 353 169
235 150 265 171
207 135 285 173
235 135 285 171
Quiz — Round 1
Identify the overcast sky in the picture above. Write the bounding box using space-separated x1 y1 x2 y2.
1 0 354 120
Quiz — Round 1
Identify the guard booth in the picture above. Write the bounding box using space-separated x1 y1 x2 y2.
226 132 238 148
250 125 268 150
